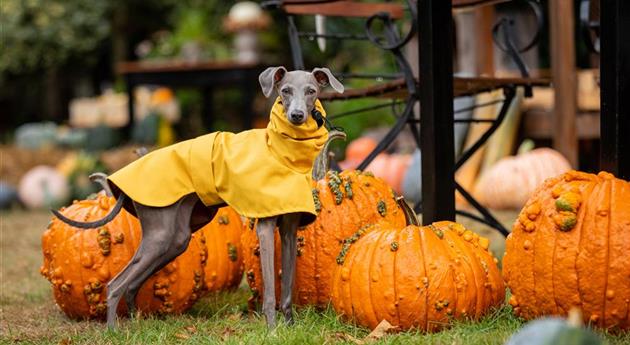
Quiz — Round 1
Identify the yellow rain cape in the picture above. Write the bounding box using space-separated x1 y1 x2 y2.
108 98 328 224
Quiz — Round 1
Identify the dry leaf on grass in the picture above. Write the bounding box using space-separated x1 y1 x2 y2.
366 320 398 341
327 332 365 345
58 338 72 345
174 333 190 340
184 325 197 333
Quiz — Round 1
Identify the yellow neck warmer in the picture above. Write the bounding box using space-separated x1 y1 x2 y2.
108 98 329 225
266 97 329 173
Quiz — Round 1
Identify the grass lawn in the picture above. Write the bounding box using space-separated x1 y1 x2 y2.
2 209 629 344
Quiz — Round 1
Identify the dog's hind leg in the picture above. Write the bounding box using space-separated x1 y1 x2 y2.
256 217 279 328
105 196 194 328
122 195 198 318
279 213 300 324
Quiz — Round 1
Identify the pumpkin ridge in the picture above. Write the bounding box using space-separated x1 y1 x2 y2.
442 226 482 319
601 179 613 327
534 185 560 316
417 225 431 331
366 229 388 328
320 178 343 304
392 229 401 325
573 180 593 318
576 177 606 326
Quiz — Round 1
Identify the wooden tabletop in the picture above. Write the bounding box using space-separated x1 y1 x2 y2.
319 76 551 101
117 60 261 75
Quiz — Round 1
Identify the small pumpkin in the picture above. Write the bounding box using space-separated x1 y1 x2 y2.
504 170 630 331
242 132 406 308
364 153 412 194
18 165 70 209
199 206 244 292
344 136 378 164
331 198 505 331
41 192 207 319
474 146 572 210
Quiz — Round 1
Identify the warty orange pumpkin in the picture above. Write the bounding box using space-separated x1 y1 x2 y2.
504 170 630 331
199 206 244 292
241 132 406 309
331 198 505 331
41 192 207 319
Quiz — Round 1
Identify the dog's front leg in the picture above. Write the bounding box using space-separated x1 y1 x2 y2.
256 217 278 328
279 213 300 324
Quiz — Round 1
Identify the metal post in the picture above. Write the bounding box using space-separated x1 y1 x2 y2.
600 0 630 179
419 0 456 223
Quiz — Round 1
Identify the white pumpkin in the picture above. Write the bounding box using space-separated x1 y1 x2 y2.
474 148 572 210
18 166 70 209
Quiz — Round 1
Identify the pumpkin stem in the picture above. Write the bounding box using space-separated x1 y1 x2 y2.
89 172 113 197
396 195 420 226
313 130 347 180
517 139 535 155
567 308 583 328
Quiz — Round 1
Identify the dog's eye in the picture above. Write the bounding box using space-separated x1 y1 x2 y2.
306 89 316 95
281 88 292 95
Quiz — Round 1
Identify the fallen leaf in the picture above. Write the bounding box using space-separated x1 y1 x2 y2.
228 313 242 322
184 325 197 333
174 333 190 340
58 338 72 345
366 320 398 341
327 332 365 345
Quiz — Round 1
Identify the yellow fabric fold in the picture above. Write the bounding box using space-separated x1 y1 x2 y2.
108 98 328 221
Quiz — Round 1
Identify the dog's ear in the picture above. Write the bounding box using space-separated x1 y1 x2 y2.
312 67 344 94
259 66 287 98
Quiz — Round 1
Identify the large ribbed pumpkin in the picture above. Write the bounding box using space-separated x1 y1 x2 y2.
474 148 572 210
504 170 630 331
40 192 207 319
199 206 244 292
331 203 505 331
242 131 407 308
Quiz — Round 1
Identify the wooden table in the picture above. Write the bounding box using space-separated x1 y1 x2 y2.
117 60 266 136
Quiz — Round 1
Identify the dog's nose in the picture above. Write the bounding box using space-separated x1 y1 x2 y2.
290 111 305 122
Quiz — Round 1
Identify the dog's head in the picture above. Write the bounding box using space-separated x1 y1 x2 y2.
259 67 344 125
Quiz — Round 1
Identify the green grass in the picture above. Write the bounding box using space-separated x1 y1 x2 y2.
1 210 629 344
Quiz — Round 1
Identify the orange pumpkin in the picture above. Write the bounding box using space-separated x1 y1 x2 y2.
504 170 630 331
40 192 207 319
345 136 378 163
365 153 412 194
242 133 407 308
331 199 505 331
199 207 244 292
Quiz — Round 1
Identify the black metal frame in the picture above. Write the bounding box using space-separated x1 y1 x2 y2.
266 0 544 237
599 0 630 180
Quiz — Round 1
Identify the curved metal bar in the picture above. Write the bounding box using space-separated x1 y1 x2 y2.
356 98 417 170
492 0 543 53
455 87 515 170
364 0 417 51
454 182 510 237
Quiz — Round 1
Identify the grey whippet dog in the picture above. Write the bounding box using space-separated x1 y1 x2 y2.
52 67 345 328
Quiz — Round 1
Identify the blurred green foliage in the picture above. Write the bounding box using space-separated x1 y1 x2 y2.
0 0 110 74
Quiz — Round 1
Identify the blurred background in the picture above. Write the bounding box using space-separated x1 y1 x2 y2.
0 0 601 215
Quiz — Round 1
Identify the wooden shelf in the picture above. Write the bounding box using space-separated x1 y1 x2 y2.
319 76 550 101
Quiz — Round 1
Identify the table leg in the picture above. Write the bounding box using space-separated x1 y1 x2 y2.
600 0 630 180
418 0 456 224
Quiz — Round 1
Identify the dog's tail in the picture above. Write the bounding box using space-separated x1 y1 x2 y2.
51 173 126 229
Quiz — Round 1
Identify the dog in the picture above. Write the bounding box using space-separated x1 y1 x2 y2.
52 67 344 328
